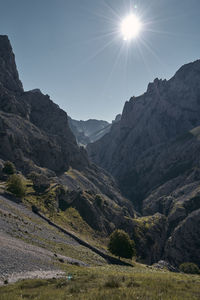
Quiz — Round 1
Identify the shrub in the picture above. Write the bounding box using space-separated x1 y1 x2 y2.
7 174 26 198
3 161 16 175
108 229 136 259
179 262 200 274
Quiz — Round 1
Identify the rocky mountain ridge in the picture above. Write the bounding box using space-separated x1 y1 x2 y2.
88 60 200 177
87 59 200 266
0 35 136 238
0 36 89 174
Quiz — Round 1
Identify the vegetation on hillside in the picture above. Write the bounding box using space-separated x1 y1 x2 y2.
108 229 136 259
6 174 26 198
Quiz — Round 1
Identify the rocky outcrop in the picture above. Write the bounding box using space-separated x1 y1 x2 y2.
131 213 167 265
56 164 137 234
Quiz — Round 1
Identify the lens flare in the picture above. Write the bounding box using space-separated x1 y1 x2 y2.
121 14 142 41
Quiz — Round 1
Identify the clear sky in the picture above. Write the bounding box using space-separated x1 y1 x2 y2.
0 0 200 122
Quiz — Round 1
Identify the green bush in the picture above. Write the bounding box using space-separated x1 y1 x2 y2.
179 262 200 274
7 174 26 198
108 229 136 259
3 161 16 175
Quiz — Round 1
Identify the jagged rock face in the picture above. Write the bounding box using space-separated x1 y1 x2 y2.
0 110 88 173
87 60 200 266
165 209 200 267
142 129 200 216
87 60 200 207
0 35 88 173
0 35 137 242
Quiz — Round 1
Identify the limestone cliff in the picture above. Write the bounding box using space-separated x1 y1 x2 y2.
87 60 200 266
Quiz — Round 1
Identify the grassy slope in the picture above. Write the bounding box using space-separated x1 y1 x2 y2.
0 264 200 300
0 195 106 266
23 180 109 250
1 178 200 299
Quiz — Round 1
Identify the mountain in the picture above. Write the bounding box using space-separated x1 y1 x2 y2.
0 36 89 174
68 115 122 146
0 35 136 237
87 60 200 266
1 37 200 299
68 117 111 146
1 34 199 269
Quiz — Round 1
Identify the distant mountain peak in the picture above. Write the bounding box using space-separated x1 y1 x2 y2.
68 117 111 145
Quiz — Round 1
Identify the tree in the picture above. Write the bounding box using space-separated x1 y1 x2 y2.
7 174 26 198
3 161 16 175
108 229 136 259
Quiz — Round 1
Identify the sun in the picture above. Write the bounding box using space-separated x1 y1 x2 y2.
120 14 142 41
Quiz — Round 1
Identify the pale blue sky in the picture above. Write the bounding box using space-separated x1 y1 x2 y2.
0 0 200 121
